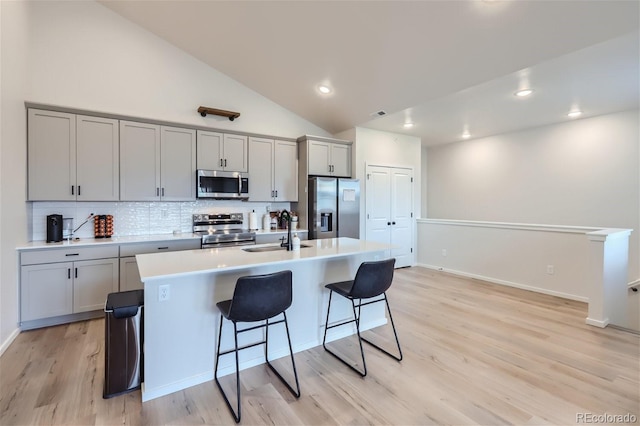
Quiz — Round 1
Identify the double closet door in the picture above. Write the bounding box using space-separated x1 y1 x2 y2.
365 165 414 268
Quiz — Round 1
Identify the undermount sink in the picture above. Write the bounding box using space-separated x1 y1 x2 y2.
242 243 312 253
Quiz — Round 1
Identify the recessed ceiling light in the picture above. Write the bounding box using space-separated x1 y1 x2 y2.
514 89 534 97
318 85 331 94
403 122 414 128
567 110 582 118
462 132 471 139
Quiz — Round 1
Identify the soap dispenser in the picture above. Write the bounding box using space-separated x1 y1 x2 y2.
292 233 301 251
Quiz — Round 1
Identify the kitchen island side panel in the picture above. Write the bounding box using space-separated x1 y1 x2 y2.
141 244 388 401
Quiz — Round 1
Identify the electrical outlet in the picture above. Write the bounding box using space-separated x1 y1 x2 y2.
159 285 170 302
547 265 555 275
161 210 169 219
442 249 447 257
265 204 271 213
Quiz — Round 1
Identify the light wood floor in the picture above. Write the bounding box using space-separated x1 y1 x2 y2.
1 267 638 425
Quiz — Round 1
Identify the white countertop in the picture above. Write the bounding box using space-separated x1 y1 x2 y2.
16 233 201 250
16 228 309 251
137 237 390 282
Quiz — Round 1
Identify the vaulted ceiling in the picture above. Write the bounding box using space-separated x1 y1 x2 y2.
100 1 639 146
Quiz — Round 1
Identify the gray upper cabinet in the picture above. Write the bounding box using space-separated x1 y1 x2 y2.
248 137 297 202
160 126 197 201
197 130 248 172
120 121 196 201
28 109 119 201
307 139 351 177
120 121 161 201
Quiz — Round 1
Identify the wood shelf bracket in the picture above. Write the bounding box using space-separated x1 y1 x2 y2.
197 106 241 121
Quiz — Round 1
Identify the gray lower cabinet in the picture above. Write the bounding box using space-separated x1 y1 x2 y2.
20 246 119 326
119 239 201 291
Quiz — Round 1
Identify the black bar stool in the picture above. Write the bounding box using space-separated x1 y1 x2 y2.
322 258 402 377
214 270 301 423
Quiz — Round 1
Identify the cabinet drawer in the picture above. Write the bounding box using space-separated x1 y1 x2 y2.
120 239 200 257
21 245 119 265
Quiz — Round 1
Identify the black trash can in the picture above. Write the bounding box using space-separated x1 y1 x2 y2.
103 289 144 399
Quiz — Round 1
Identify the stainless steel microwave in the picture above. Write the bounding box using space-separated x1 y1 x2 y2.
197 170 249 200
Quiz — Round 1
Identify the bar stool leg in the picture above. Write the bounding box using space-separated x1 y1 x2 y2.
214 317 242 423
360 294 403 361
322 290 367 377
265 312 301 397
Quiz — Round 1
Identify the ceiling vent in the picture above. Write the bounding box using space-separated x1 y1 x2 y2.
370 110 387 117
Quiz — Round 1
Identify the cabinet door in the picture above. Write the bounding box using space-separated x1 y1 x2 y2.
307 141 331 176
73 258 119 313
248 137 274 201
196 130 223 170
223 134 248 172
76 115 119 201
119 257 143 292
273 140 298 201
21 262 73 321
160 126 196 201
120 121 161 201
27 109 76 201
331 144 351 177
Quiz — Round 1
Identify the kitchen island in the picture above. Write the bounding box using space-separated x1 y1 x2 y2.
136 237 392 402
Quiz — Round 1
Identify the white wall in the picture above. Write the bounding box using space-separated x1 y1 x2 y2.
426 109 639 282
0 1 330 352
1 1 30 353
334 127 422 258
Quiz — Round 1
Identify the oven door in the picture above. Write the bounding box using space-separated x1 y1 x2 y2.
200 231 256 248
197 170 249 200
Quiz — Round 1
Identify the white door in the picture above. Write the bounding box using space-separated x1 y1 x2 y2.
391 169 414 268
365 165 414 268
365 166 392 258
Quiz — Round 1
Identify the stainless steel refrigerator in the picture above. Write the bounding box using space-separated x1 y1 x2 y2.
308 177 360 239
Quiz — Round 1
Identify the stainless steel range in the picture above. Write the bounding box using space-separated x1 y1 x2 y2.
193 213 256 248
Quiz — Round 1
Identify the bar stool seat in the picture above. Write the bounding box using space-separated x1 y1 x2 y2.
322 258 402 377
214 270 300 423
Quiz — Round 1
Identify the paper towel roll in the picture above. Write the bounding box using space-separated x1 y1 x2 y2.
248 212 258 230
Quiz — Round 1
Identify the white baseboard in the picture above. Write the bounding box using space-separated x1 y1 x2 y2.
585 317 610 328
416 263 588 303
0 327 21 357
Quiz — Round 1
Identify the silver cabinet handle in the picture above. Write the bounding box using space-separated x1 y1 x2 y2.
220 158 223 167
162 187 165 197
78 185 81 196
156 188 160 196
224 159 227 167
71 185 74 195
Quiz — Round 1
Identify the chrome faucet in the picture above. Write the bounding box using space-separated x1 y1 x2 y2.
279 210 293 251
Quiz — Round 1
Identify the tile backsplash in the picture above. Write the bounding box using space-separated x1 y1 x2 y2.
30 200 291 241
